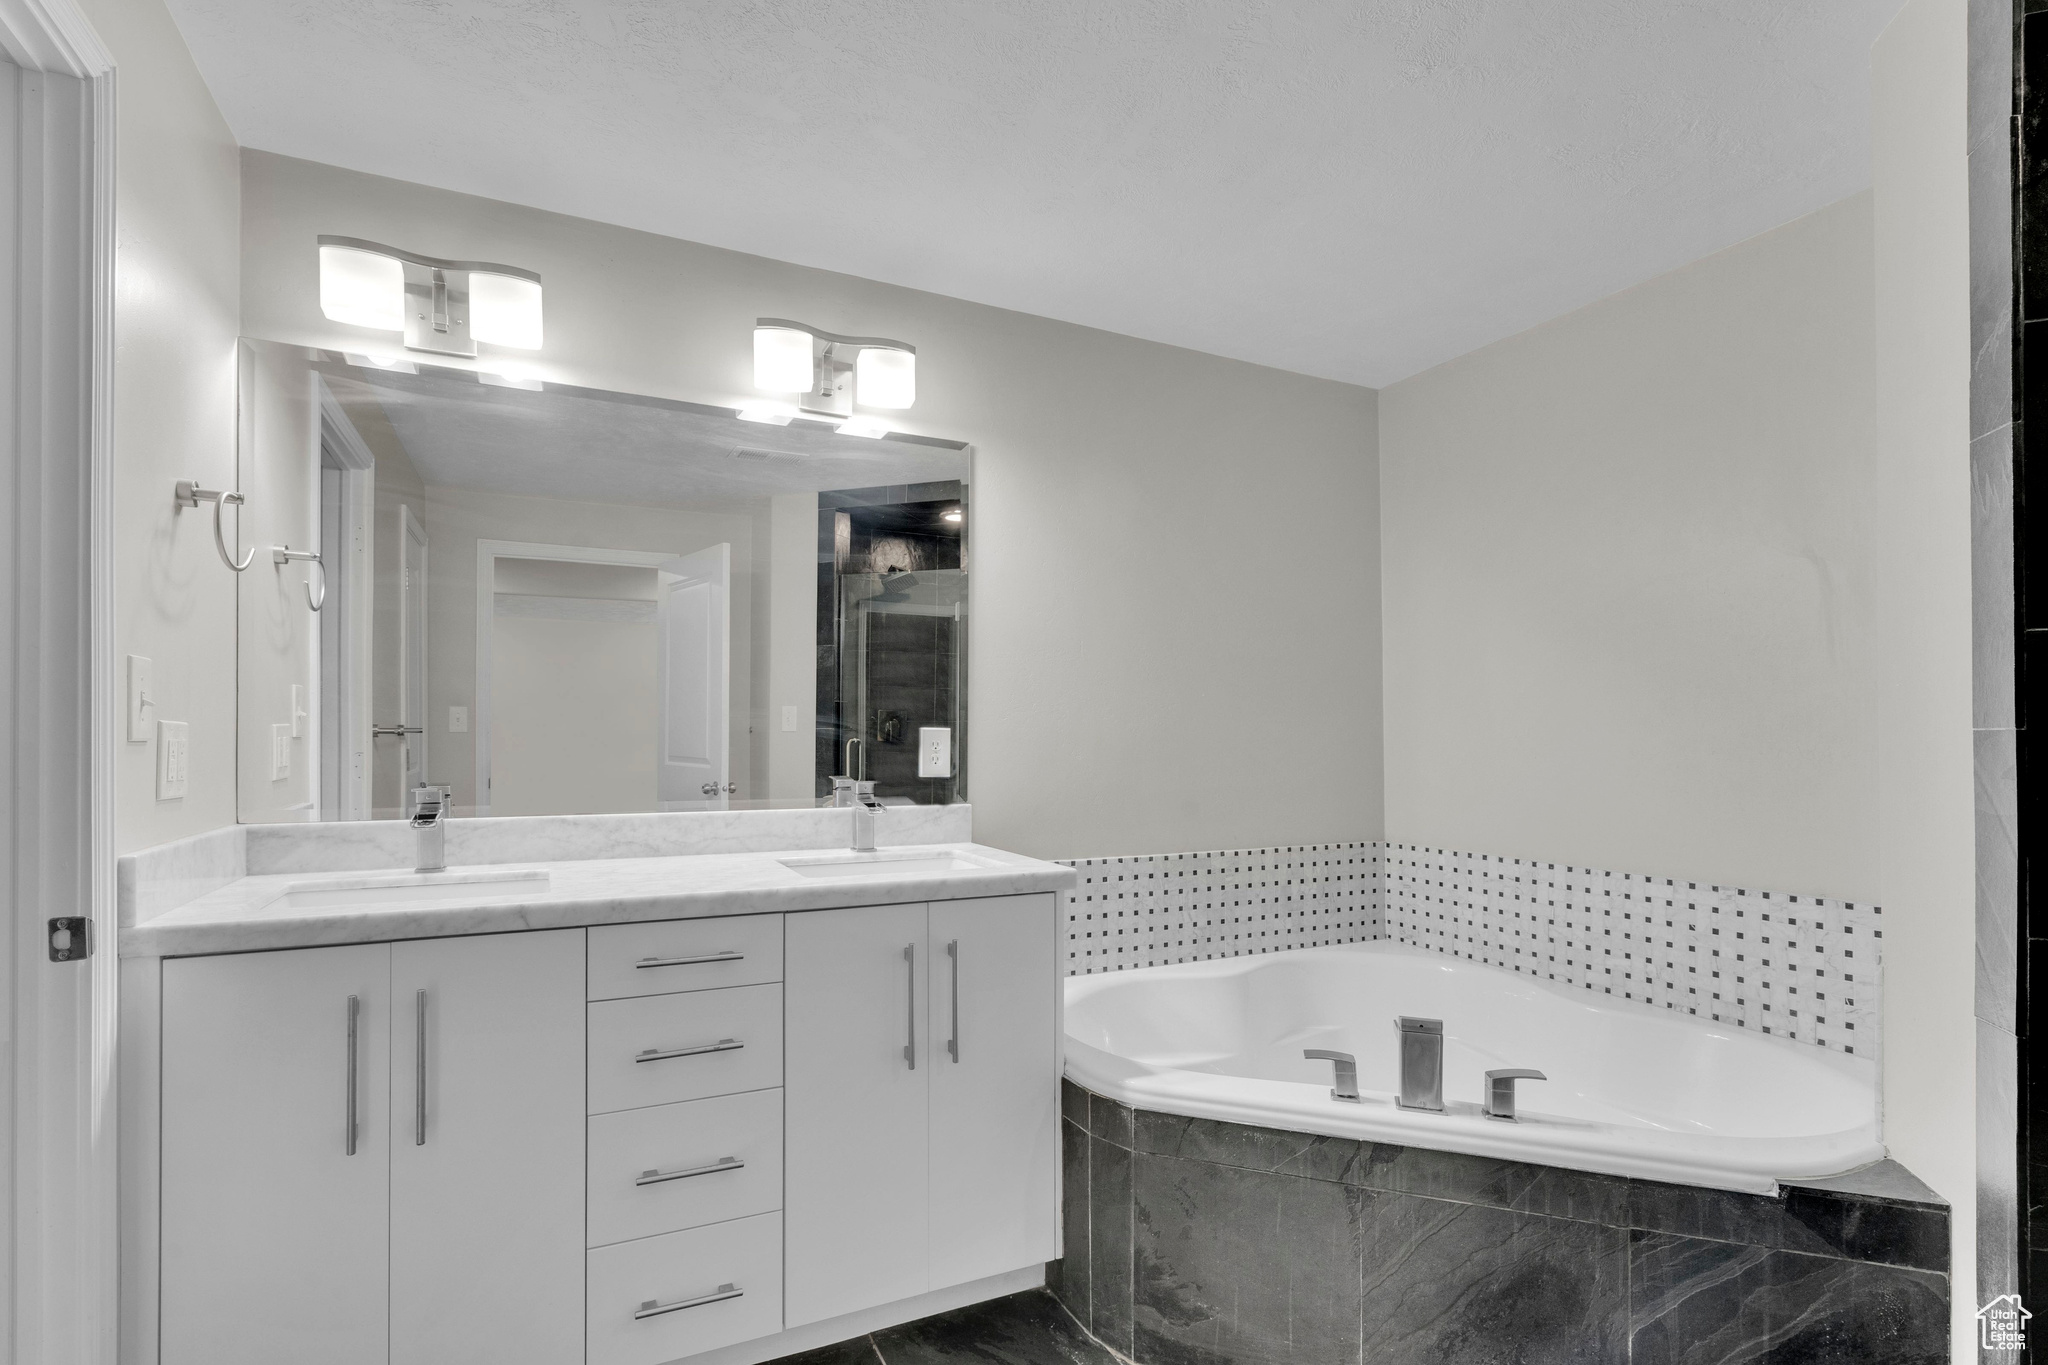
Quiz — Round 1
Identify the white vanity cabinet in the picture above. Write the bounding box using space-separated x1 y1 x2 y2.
159 929 585 1365
153 890 1059 1365
784 893 1058 1327
160 942 393 1365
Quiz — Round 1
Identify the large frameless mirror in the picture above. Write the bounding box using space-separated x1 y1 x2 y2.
231 339 971 822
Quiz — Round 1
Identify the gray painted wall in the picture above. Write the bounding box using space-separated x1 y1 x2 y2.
237 150 1384 859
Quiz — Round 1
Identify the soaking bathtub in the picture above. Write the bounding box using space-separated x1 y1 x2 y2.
1062 941 1881 1195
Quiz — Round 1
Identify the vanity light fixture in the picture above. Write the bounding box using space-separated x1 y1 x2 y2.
942 509 963 523
750 318 916 426
318 235 543 358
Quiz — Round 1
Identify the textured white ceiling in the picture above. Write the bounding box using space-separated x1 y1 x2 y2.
170 0 1900 387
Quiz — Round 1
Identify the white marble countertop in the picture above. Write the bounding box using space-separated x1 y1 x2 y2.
122 842 1076 959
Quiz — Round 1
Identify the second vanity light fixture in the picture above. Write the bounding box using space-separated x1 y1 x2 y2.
742 319 915 437
318 235 543 358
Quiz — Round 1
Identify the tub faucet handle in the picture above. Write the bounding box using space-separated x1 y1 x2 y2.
1483 1068 1546 1122
1304 1049 1360 1102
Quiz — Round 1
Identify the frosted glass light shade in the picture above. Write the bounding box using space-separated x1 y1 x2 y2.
471 272 544 350
855 346 915 409
319 245 404 332
753 326 815 393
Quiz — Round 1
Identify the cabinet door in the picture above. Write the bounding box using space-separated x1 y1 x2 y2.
391 929 585 1365
928 894 1060 1285
784 902 930 1325
161 944 392 1365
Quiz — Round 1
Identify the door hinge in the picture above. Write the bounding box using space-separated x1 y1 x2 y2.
48 916 92 962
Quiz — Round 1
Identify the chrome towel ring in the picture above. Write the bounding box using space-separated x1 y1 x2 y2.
173 480 254 572
273 546 326 611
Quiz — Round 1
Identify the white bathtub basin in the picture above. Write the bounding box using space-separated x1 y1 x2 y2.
1063 941 1881 1194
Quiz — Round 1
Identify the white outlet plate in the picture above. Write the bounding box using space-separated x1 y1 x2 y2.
449 705 468 733
918 726 952 779
127 655 154 742
156 720 189 800
781 705 800 733
270 724 292 781
290 684 307 738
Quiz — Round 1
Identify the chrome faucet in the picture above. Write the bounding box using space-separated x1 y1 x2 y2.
850 780 884 853
1395 1017 1445 1112
411 787 447 873
1484 1068 1546 1122
1303 1049 1361 1102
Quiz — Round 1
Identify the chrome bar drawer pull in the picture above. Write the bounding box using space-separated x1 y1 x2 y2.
635 1156 744 1187
636 1284 742 1320
946 939 960 1063
414 989 428 1146
344 995 360 1156
634 951 744 970
634 1038 742 1064
902 942 916 1070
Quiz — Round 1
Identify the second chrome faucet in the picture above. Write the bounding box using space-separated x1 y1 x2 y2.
1303 1018 1547 1121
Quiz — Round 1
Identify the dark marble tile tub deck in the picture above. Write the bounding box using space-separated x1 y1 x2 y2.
1054 1080 1952 1365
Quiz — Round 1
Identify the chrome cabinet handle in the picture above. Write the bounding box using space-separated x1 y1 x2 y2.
903 942 916 1070
635 1038 742 1064
414 989 428 1146
344 995 359 1156
946 939 960 1062
636 1156 744 1186
634 951 743 970
636 1284 741 1320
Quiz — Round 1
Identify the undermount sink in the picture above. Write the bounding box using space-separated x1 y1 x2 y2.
271 869 550 911
778 850 994 880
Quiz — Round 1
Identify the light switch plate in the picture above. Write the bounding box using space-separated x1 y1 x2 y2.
270 724 291 781
918 726 952 779
156 720 188 800
449 705 469 733
290 684 307 738
127 655 154 742
781 705 800 733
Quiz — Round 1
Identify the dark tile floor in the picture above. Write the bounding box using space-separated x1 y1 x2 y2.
770 1290 1121 1365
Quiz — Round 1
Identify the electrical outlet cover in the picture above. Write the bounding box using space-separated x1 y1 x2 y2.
290 684 307 738
271 724 292 781
156 720 189 800
781 705 800 733
918 726 952 779
449 705 469 733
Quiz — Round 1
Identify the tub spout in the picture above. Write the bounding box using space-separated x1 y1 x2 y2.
1395 1016 1445 1113
1484 1068 1546 1122
1304 1049 1360 1102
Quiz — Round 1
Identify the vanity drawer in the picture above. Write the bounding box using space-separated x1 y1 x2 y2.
589 915 783 1001
588 984 783 1114
588 1089 783 1248
586 1211 782 1365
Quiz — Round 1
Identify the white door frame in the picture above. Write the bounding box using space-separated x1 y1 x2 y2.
472 539 675 815
0 3 118 1364
317 383 374 820
398 502 430 809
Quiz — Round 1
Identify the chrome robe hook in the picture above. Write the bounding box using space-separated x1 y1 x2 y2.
174 480 254 572
273 546 326 611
